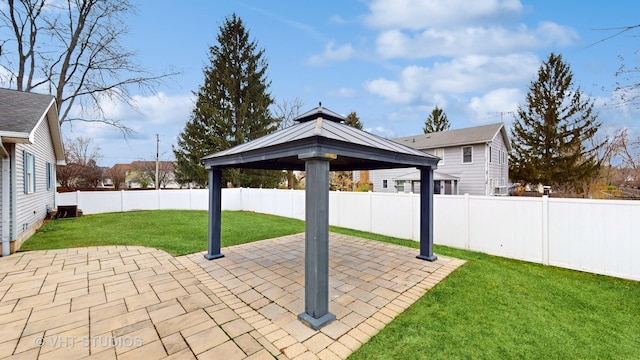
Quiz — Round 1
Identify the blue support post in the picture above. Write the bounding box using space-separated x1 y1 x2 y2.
205 168 224 260
297 154 336 330
417 166 437 261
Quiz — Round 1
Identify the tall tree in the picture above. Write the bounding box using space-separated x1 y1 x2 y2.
423 106 450 133
344 111 363 130
57 135 103 189
0 0 176 134
173 14 282 188
510 53 602 195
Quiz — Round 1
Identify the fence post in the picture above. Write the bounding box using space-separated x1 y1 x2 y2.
542 195 549 265
464 193 470 250
121 190 125 212
368 191 373 233
410 191 416 241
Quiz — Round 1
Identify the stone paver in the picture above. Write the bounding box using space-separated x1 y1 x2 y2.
0 234 465 359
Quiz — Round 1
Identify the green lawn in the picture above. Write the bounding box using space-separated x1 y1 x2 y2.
22 210 305 256
21 210 640 359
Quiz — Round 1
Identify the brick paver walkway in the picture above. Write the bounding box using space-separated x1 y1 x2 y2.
0 233 464 359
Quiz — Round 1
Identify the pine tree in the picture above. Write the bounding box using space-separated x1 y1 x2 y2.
510 53 602 194
423 106 450 133
173 14 283 188
344 111 363 130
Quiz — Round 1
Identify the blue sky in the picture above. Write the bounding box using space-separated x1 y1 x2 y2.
58 0 640 166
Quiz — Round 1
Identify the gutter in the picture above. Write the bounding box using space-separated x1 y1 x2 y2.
0 138 10 256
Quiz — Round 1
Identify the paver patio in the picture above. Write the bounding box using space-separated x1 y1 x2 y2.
0 233 464 359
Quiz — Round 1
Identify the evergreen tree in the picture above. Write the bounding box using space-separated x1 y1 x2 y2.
173 14 283 188
423 106 450 133
510 53 602 194
344 111 363 129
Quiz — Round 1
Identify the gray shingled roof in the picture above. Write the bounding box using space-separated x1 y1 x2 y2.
394 123 511 151
0 88 56 136
0 88 65 163
203 105 439 171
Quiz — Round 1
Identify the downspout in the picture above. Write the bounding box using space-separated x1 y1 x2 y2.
0 139 10 256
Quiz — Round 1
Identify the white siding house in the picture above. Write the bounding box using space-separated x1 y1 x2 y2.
361 123 511 196
0 88 65 255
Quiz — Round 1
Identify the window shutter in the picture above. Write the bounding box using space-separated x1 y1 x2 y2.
23 150 28 193
32 155 36 192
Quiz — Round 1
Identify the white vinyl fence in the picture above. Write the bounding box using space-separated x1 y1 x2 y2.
56 189 640 281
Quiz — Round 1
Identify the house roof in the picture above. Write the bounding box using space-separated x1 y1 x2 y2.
0 88 65 164
203 105 439 171
394 123 512 152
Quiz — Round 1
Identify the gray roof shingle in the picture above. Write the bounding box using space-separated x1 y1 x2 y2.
394 123 510 151
0 88 55 135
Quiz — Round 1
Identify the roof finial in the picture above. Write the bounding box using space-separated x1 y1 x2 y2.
319 101 322 108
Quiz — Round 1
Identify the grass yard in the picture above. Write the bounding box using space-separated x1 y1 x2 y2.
21 210 640 359
22 210 305 256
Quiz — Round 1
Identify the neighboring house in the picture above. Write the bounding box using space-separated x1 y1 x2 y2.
0 88 65 255
357 123 511 196
105 160 179 189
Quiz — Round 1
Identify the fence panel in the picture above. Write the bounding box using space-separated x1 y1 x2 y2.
329 191 371 232
371 193 414 240
468 196 543 263
548 198 640 280
433 195 466 248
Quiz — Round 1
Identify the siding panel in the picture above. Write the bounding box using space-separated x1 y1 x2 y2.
15 116 57 242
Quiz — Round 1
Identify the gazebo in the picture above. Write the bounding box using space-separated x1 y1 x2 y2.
202 104 439 330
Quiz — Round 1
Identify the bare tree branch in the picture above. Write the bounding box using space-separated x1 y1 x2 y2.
0 0 180 135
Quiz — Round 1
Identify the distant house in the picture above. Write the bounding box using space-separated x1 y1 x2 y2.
105 160 179 189
0 88 65 255
357 123 511 196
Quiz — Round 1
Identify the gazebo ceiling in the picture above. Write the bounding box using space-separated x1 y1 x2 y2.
202 104 439 171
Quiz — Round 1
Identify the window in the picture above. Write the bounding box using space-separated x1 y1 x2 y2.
396 181 404 193
23 151 35 193
489 146 493 163
46 162 54 190
433 148 444 165
462 146 473 163
382 179 388 189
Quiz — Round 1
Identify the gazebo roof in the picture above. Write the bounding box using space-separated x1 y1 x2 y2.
202 104 439 171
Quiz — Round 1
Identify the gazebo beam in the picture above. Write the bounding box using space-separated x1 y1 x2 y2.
417 166 437 262
297 153 336 330
205 168 224 260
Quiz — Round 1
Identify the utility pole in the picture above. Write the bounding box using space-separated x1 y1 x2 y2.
155 134 160 190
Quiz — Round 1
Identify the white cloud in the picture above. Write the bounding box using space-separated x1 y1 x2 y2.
364 78 415 104
467 88 523 124
61 92 194 166
129 92 194 125
364 53 539 103
307 41 355 66
329 87 357 98
375 23 579 59
364 0 523 29
365 126 397 139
